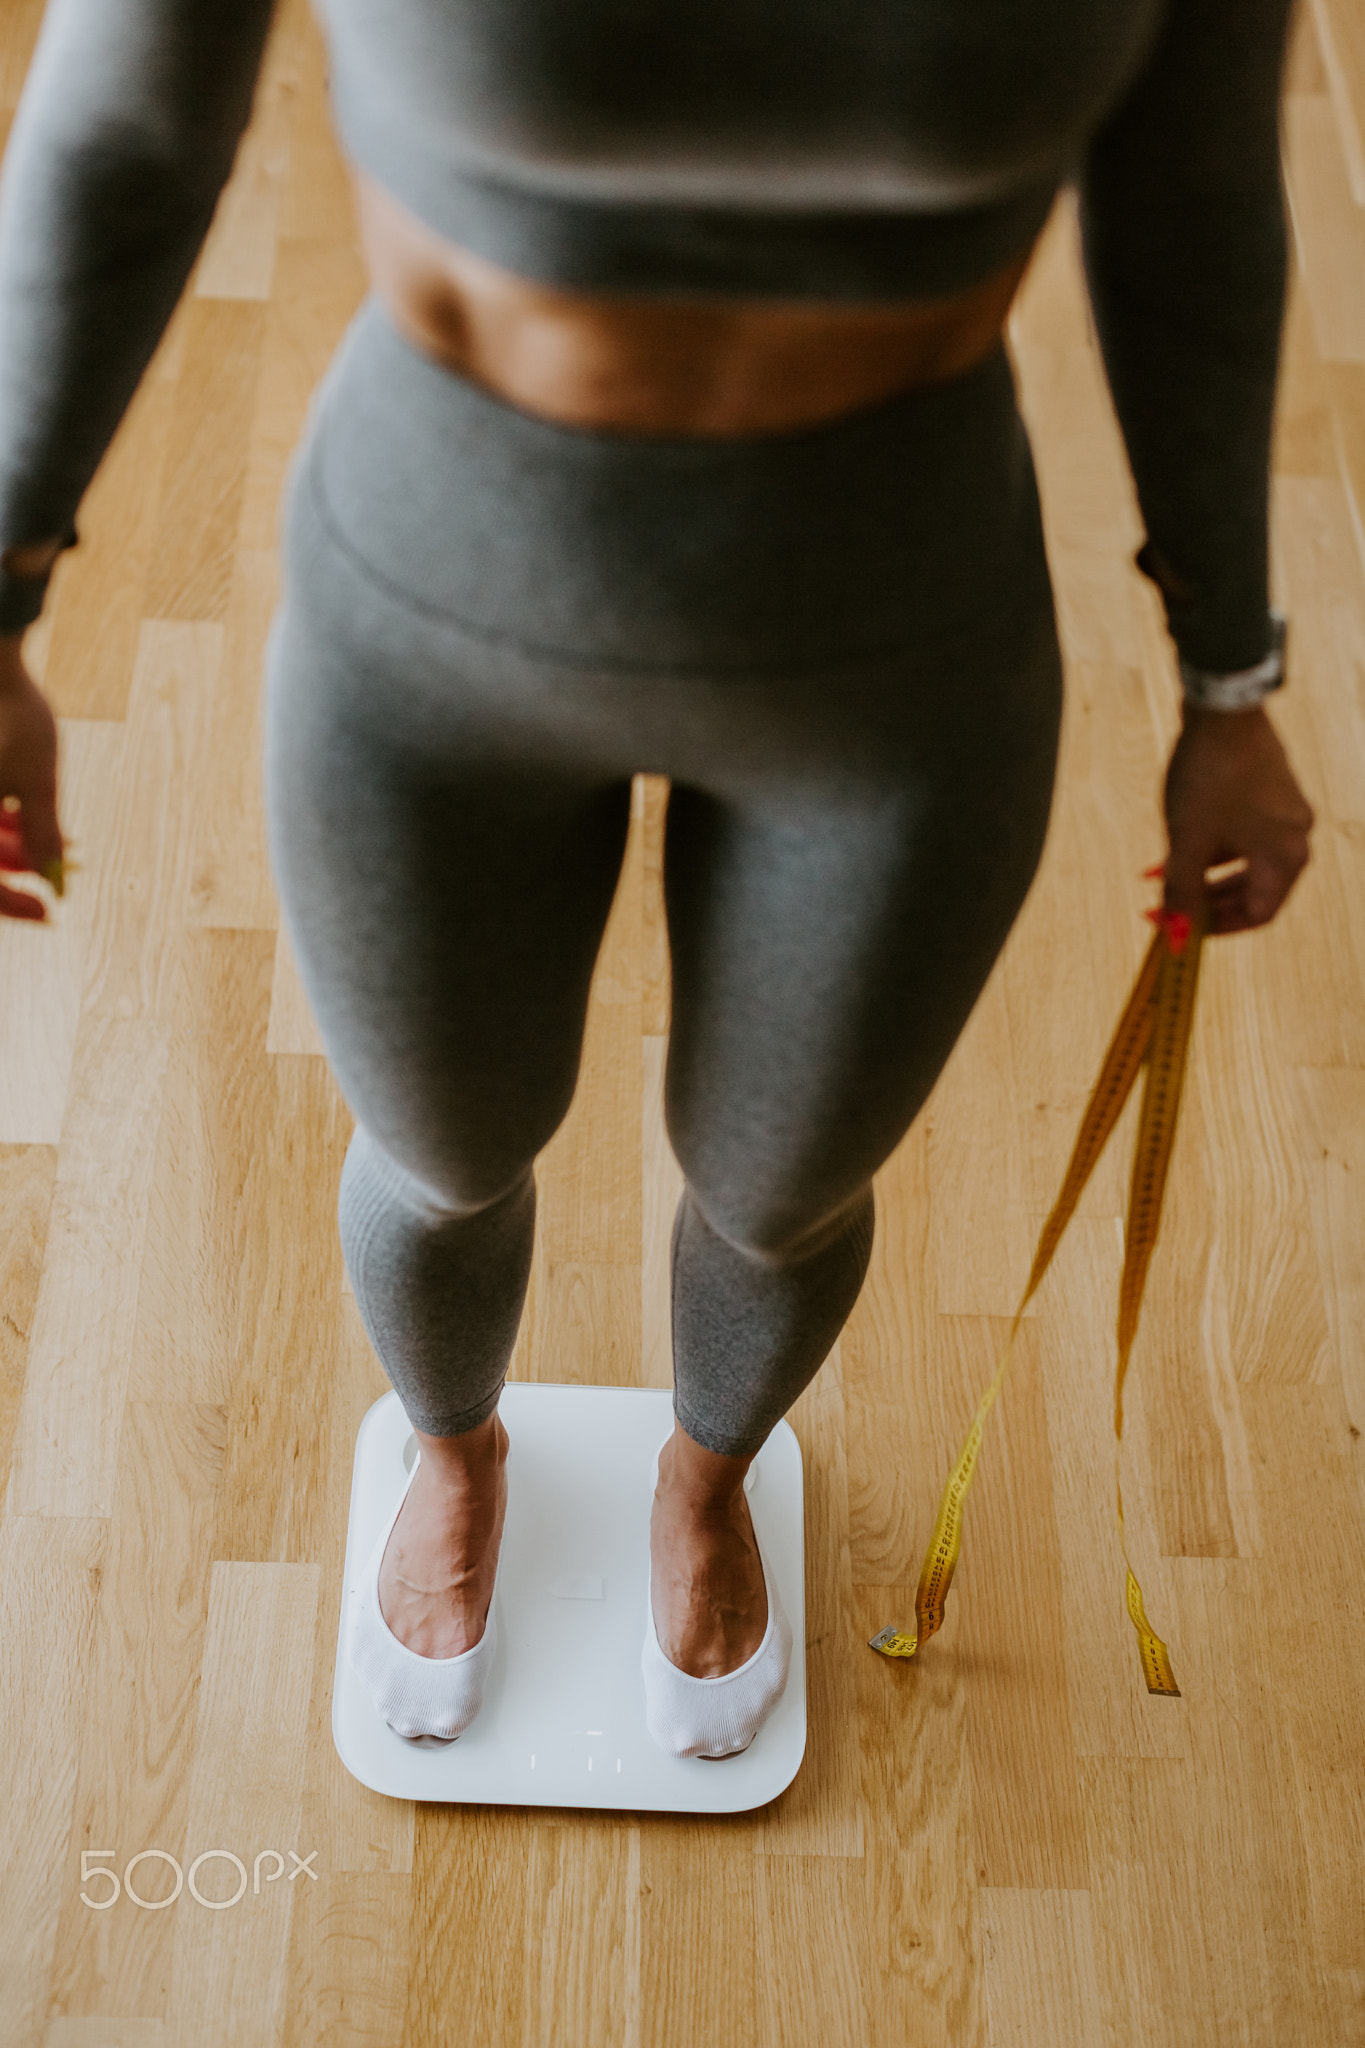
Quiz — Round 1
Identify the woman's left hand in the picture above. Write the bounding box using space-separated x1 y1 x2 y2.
1161 702 1314 935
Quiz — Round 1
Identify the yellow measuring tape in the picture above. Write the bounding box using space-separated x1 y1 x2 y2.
869 908 1203 1696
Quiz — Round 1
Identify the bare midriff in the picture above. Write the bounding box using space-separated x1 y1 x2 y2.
356 172 1032 438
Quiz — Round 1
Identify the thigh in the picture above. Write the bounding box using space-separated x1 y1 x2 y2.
662 622 1063 1252
264 594 632 1208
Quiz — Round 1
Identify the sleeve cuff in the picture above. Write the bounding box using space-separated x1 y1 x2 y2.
0 527 78 633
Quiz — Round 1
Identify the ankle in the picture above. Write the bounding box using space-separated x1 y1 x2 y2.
656 1427 752 1521
413 1413 508 1497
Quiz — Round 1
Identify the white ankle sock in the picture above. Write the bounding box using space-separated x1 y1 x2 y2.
345 1451 497 1741
642 1455 792 1760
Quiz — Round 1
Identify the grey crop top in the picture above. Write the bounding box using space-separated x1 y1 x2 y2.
0 0 1294 673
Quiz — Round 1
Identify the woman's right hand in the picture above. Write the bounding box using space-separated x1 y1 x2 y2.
0 634 64 920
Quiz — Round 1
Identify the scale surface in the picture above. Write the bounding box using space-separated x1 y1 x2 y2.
332 1384 806 1812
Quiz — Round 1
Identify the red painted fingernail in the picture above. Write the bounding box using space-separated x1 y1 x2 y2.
1166 912 1192 956
1144 908 1164 926
1142 863 1166 880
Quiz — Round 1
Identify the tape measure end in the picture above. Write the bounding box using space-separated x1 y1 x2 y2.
868 1626 919 1660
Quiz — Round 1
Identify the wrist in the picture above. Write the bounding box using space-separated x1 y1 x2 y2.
1180 698 1267 731
1179 612 1286 713
0 635 33 698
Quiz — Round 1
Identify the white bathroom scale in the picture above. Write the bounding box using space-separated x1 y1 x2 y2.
332 1385 807 1813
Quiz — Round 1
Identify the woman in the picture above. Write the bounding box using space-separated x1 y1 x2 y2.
0 0 1313 1758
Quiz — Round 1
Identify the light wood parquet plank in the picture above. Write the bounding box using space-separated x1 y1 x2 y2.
187 550 280 931
165 1561 320 2048
845 1138 975 1596
1086 1549 1340 2045
587 792 644 1009
843 1131 939 1599
6 1015 168 1519
0 1142 56 1493
0 2 45 109
532 1260 641 1388
535 972 642 1271
1275 476 1365 830
143 301 268 623
924 979 1034 1318
1044 544 1149 677
753 1857 869 2048
44 2023 168 2047
1311 0 1365 201
40 347 180 723
1009 200 1144 562
1158 1560 1290 2041
1242 1387 1365 1988
637 1825 758 2048
45 1400 229 2029
1191 935 1331 1393
1032 1224 1189 1762
211 1055 354 1568
841 1119 934 1412
1284 95 1365 363
1129 1030 1256 1559
1276 275 1339 479
267 925 325 1056
1079 1759 1242 2048
1327 362 1365 570
78 623 224 1029
641 1033 683 1392
980 1888 1105 2048
843 1138 994 1597
1288 0 1329 97
277 1 363 247
845 1397 924 1592
191 12 292 306
0 719 124 1144
1293 1065 1365 1432
402 1808 536 2045
522 1821 642 2048
0 1517 108 2048
280 1872 412 2048
999 653 1165 1222
128 931 277 1410
637 775 671 1038
527 802 643 1387
949 1318 1090 1892
852 1581 983 2048
1258 477 1365 1067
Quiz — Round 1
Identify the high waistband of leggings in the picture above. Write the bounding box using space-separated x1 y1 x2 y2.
301 296 1051 673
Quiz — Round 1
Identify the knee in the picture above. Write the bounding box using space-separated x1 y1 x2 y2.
341 1122 534 1228
681 1180 874 1271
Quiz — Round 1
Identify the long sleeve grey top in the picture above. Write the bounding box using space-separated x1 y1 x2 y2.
0 0 1292 674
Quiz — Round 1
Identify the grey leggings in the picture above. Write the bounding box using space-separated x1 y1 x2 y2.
264 301 1062 1457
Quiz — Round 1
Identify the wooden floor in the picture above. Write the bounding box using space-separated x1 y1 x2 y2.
3 3 1365 2042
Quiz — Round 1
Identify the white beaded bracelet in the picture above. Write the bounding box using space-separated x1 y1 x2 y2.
1179 612 1287 711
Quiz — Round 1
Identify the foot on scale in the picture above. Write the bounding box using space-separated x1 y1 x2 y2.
345 1415 506 1742
345 1414 791 1754
642 1427 792 1760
